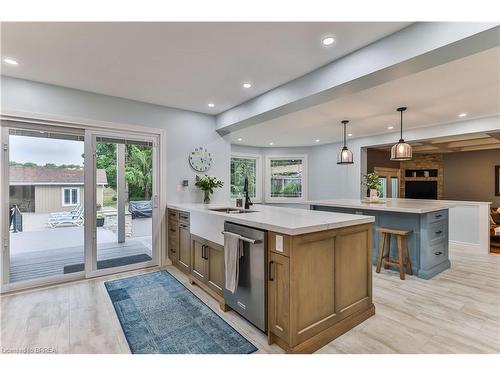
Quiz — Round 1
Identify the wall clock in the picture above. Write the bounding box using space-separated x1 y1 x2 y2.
189 147 213 172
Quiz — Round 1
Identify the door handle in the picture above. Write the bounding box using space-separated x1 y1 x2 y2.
268 260 274 281
202 245 208 260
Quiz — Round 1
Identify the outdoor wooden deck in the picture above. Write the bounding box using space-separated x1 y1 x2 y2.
9 238 152 283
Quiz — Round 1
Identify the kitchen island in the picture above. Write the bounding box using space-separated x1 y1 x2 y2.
309 198 455 279
166 203 375 353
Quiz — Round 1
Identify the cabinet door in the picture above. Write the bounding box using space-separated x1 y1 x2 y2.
177 223 191 273
191 239 208 283
268 252 290 342
168 221 179 263
207 244 225 296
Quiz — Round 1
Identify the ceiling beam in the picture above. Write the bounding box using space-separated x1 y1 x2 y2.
216 23 500 135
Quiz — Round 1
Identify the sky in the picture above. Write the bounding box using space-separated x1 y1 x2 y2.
10 135 84 166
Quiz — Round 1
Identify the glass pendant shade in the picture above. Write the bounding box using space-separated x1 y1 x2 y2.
391 140 412 160
337 146 354 164
337 120 354 165
390 106 412 161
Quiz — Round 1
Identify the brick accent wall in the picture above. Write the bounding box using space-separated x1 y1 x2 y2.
400 154 444 199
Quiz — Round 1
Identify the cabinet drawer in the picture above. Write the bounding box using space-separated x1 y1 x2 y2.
178 211 190 224
178 221 190 231
428 220 447 243
428 210 447 224
167 209 179 221
424 242 447 269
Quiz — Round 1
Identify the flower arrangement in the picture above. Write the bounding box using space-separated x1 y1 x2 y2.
363 172 382 201
195 175 224 204
362 172 381 190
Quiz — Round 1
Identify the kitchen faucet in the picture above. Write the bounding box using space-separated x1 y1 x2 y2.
244 175 253 209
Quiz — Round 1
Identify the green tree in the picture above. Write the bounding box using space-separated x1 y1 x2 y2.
230 158 256 198
96 142 117 189
126 145 153 200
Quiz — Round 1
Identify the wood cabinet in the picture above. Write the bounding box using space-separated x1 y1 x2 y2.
267 224 374 353
268 252 290 343
206 244 225 295
167 209 189 274
191 237 208 283
189 234 227 311
177 222 191 273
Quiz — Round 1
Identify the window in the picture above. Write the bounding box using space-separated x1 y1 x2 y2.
265 155 307 202
230 154 261 202
62 187 80 206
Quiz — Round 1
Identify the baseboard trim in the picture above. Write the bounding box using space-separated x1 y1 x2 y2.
449 240 486 253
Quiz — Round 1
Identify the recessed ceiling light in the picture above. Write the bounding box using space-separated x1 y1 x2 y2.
3 57 18 65
387 126 394 130
315 139 320 143
237 138 242 142
322 36 335 46
269 142 274 146
348 133 353 137
208 103 215 108
242 82 252 89
458 112 467 117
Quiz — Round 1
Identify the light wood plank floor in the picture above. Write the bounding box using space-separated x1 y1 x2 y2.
1 246 499 354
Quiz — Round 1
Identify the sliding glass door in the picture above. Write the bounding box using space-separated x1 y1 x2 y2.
85 132 158 277
92 136 155 272
1 122 159 291
2 126 86 285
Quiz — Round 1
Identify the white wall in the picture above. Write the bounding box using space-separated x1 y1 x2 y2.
1 77 231 204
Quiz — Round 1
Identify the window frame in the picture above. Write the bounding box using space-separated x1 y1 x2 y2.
61 186 80 207
230 153 262 203
265 154 308 203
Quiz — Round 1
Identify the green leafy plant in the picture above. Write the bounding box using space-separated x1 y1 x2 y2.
195 175 224 204
363 172 381 190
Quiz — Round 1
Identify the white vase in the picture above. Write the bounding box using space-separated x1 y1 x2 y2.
369 189 380 202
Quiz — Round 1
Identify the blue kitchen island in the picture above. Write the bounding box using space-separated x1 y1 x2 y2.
309 198 454 279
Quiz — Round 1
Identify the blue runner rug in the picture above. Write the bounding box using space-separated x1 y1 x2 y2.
105 271 257 354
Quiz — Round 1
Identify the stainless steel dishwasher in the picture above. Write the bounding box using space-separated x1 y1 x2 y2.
223 222 267 332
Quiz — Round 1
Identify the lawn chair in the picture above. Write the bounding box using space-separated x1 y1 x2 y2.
48 209 84 228
49 205 82 219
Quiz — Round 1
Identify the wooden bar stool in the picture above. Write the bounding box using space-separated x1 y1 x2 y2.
375 227 412 280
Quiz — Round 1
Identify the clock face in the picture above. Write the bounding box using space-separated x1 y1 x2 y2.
189 147 213 172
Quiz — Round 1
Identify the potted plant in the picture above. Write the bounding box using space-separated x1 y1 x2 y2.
195 175 224 204
96 212 105 227
363 172 382 202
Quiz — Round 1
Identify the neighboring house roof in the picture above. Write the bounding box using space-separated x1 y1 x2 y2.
9 166 108 185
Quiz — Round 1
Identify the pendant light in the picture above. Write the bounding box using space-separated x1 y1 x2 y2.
390 106 412 161
337 120 354 164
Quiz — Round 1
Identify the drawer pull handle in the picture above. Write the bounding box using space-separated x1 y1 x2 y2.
180 224 188 229
170 228 176 232
170 249 176 253
435 214 443 218
435 230 443 235
180 215 189 220
434 251 443 256
201 245 209 260
268 261 275 281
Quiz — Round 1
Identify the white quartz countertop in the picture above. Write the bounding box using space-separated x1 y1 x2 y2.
307 198 456 214
167 203 374 236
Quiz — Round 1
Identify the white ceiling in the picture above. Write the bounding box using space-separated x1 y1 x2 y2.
0 22 411 114
228 47 500 147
